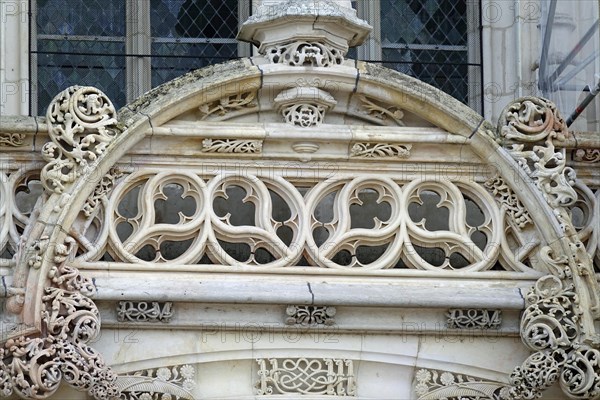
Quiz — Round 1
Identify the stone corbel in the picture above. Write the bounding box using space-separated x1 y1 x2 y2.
498 97 600 399
1 86 123 400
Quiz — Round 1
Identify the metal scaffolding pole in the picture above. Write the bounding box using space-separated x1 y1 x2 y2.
539 0 557 92
566 78 600 127
546 20 599 89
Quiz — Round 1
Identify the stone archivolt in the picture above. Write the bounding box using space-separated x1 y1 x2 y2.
0 66 598 400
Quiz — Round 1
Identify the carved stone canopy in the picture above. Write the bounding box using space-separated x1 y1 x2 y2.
237 0 372 57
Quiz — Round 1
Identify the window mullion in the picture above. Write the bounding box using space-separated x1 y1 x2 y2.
126 0 151 102
356 0 381 61
238 0 252 57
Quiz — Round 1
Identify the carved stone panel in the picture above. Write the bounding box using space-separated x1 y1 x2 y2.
255 358 355 396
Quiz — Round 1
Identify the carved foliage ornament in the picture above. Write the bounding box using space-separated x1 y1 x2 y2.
116 364 196 400
256 358 355 396
499 97 600 399
0 133 26 147
350 142 412 159
201 138 263 154
41 86 120 194
510 276 600 399
358 95 405 126
285 305 336 326
484 175 532 229
83 167 123 218
266 41 344 67
500 97 576 208
414 368 510 400
1 288 119 399
2 86 121 400
198 90 257 120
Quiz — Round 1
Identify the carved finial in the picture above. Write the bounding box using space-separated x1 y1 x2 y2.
238 0 371 65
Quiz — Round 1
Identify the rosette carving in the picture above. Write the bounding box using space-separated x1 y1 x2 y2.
41 86 119 194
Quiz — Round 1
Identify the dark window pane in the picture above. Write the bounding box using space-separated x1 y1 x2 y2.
37 40 126 111
151 0 239 38
150 0 240 87
378 0 478 110
151 42 238 86
37 0 125 36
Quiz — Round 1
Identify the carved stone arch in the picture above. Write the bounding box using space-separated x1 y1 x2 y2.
2 57 598 399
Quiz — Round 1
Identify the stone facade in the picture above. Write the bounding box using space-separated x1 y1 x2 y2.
0 1 599 399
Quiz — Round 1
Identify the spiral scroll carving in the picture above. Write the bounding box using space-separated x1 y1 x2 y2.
500 97 600 400
1 288 120 399
41 86 119 194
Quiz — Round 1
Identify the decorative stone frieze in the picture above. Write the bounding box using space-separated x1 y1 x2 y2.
274 87 337 127
414 368 510 400
255 358 355 396
41 86 120 194
573 148 600 163
266 41 344 67
72 170 511 271
117 301 174 323
285 305 336 326
201 138 263 154
446 309 502 330
350 142 412 159
116 364 196 400
198 91 257 120
0 133 25 147
358 95 405 126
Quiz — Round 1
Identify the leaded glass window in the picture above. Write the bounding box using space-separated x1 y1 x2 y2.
33 0 250 114
351 0 483 114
